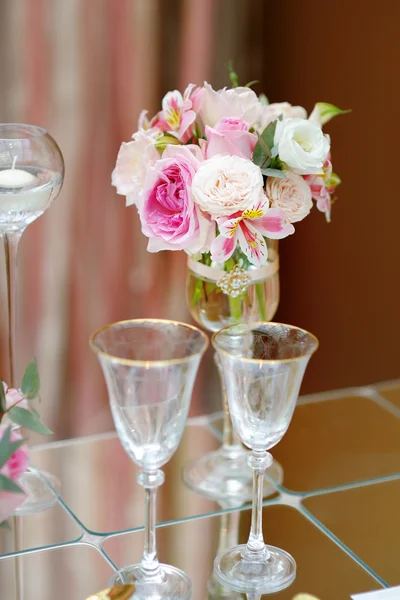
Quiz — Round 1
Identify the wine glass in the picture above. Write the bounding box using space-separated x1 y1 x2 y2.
212 322 318 593
183 244 283 505
90 318 208 599
0 124 64 514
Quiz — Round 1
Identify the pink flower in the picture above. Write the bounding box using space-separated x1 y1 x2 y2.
0 426 29 481
266 171 313 224
210 196 294 267
140 145 213 253
205 117 257 159
4 385 28 411
0 426 28 521
150 84 202 142
304 160 340 222
1 384 29 428
0 490 26 523
199 83 261 128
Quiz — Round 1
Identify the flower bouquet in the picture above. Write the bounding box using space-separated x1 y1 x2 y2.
0 361 52 525
112 68 348 324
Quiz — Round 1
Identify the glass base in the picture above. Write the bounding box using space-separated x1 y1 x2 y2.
214 544 296 593
14 469 61 516
183 447 283 506
109 563 191 600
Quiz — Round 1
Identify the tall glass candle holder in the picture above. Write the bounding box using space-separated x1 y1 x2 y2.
0 124 64 514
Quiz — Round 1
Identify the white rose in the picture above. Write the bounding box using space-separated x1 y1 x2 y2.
257 102 307 132
192 155 263 218
274 118 330 175
199 82 261 128
266 171 313 223
112 134 159 207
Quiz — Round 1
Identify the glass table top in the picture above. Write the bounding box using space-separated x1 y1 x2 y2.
0 382 399 598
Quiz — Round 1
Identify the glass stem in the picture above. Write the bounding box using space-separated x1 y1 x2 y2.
3 231 23 387
243 450 273 561
214 353 243 458
4 232 23 600
137 469 165 579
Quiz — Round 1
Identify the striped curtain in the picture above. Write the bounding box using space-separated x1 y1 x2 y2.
0 0 265 440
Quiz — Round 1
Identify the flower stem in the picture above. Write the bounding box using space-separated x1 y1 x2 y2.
228 294 243 322
255 282 267 321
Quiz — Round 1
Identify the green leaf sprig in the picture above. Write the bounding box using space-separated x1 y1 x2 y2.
1 360 53 435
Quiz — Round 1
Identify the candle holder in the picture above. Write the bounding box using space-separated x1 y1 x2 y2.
0 124 64 514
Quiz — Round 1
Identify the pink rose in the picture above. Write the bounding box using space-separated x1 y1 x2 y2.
205 117 257 159
0 426 29 481
140 145 213 253
266 171 313 223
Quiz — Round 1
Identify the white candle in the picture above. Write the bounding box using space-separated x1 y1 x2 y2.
0 164 59 217
0 168 37 188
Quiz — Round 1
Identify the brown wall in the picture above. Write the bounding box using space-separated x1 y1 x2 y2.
259 0 400 392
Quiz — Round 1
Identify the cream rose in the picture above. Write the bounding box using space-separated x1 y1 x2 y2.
266 171 313 223
191 155 263 218
274 118 330 175
257 102 307 132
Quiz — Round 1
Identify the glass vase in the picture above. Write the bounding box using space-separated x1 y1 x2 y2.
182 242 284 505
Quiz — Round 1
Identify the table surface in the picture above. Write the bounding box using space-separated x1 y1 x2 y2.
0 380 399 600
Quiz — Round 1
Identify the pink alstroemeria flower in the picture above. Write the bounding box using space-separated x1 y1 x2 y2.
210 197 294 267
150 84 203 142
304 159 340 222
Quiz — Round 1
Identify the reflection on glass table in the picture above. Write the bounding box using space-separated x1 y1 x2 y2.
0 382 398 598
0 545 115 600
31 425 223 534
102 504 383 600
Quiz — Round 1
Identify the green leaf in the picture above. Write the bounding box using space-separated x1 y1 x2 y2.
0 381 6 413
227 60 239 87
325 171 341 188
261 168 286 179
244 79 259 88
315 102 351 126
0 474 24 493
8 406 53 435
0 426 26 469
270 156 285 170
21 360 40 400
0 520 10 529
253 120 278 167
154 133 182 152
